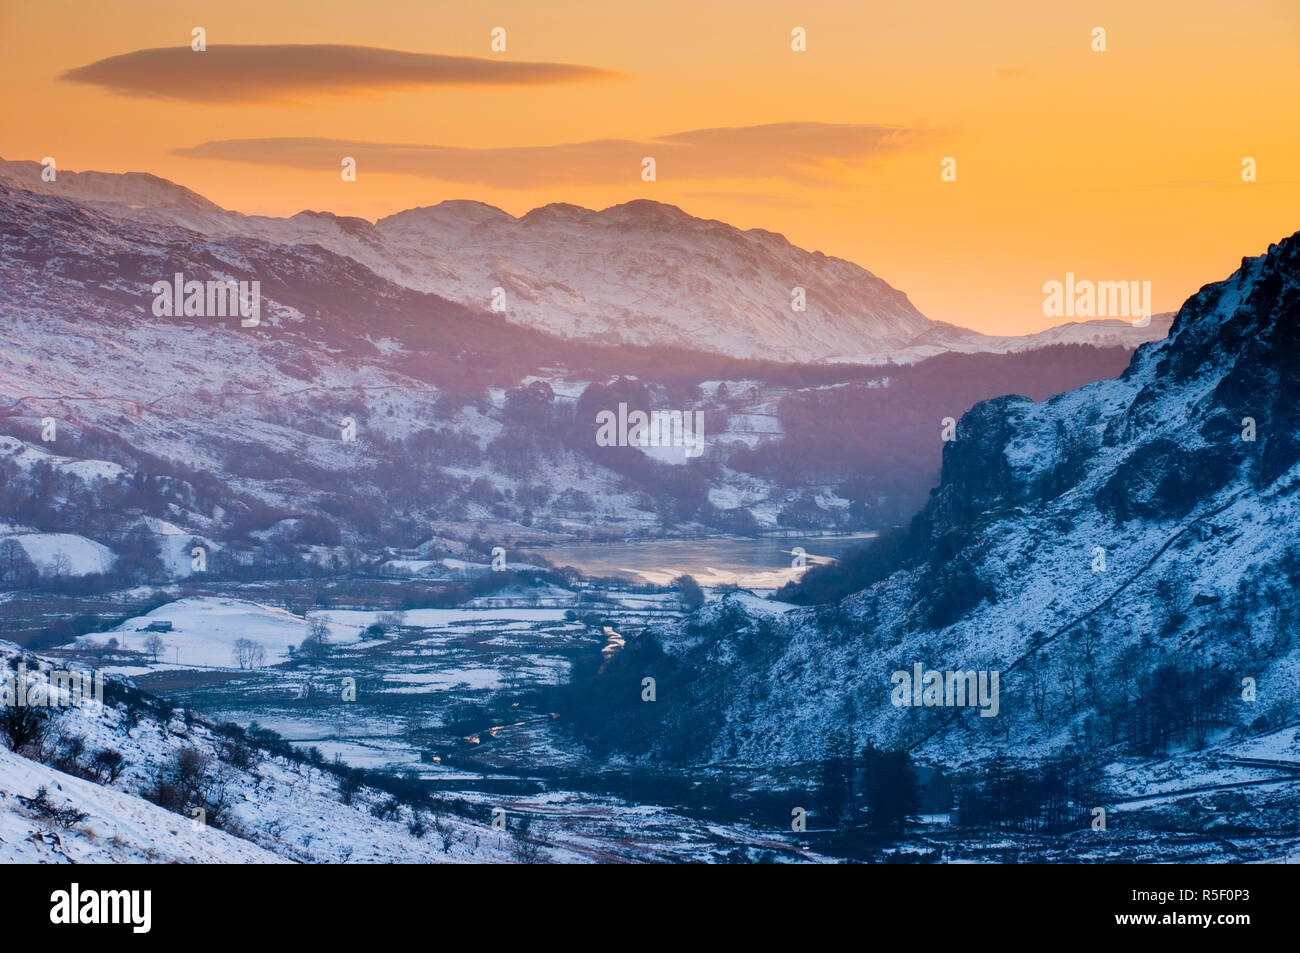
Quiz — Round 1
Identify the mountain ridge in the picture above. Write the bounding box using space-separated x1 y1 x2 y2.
0 157 1171 364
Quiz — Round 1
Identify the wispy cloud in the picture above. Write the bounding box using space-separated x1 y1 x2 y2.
60 44 623 103
173 122 937 188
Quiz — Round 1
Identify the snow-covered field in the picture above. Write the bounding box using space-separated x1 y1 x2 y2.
315 607 571 629
74 597 365 668
2 532 115 577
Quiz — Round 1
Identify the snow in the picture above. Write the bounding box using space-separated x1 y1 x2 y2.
381 668 505 691
4 532 116 576
0 746 285 863
314 608 570 628
0 642 542 863
0 640 829 863
0 159 1172 366
142 517 219 577
82 597 364 669
627 232 1300 786
0 435 125 482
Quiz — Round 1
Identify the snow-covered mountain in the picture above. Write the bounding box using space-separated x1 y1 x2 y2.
0 174 1147 560
0 158 1169 364
568 230 1300 795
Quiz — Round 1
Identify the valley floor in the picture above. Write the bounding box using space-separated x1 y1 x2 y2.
4 574 1298 864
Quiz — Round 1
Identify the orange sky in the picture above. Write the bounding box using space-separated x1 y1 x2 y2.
1 0 1297 335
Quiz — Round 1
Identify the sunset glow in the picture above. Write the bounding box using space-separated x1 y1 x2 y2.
2 0 1297 333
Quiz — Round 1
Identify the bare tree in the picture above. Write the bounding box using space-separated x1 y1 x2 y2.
0 539 36 585
50 550 72 579
298 619 332 659
375 610 406 633
90 747 128 782
0 704 52 752
232 638 266 670
143 633 165 662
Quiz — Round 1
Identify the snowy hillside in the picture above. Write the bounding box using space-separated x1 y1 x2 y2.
571 231 1300 786
1 533 115 577
0 173 1145 561
0 641 571 862
0 745 284 863
70 597 366 668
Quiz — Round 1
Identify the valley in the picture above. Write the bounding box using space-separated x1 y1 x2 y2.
0 163 1295 865
11 538 1297 864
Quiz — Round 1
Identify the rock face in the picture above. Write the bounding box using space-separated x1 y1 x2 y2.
589 232 1300 769
944 239 1300 532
